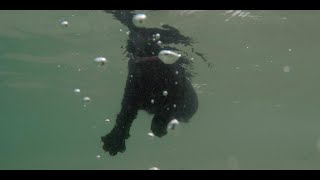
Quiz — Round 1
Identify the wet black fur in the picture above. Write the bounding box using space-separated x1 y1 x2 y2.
101 10 202 156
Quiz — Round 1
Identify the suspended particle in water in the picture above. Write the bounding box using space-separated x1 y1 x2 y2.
232 100 240 104
175 71 179 75
155 33 160 40
130 74 133 78
173 104 177 108
175 82 178 85
227 156 239 170
283 66 290 73
126 31 130 35
78 68 81 71
246 46 249 49
96 155 101 159
149 167 160 170
166 107 170 111
167 119 179 130
235 67 240 70
163 90 168 96
152 38 156 42
105 119 110 122
60 20 69 27
120 29 122 32
94 56 107 66
316 138 320 153
151 99 155 104
157 41 162 46
190 57 194 61
83 96 91 102
148 132 155 137
288 48 292 52
57 65 61 68
74 88 81 93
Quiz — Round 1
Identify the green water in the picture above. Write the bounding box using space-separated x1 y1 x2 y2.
1 10 320 170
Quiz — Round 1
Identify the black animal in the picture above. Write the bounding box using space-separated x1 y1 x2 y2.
101 10 206 156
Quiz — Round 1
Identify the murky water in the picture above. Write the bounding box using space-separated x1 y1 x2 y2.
1 10 320 169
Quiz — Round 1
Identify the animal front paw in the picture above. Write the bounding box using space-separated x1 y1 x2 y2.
101 131 126 156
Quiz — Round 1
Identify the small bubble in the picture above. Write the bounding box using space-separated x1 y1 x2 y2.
152 38 156 42
96 155 101 159
151 99 155 104
167 107 170 111
173 104 176 108
155 33 160 40
288 48 292 52
74 88 80 93
167 119 179 130
235 67 240 70
130 74 133 78
126 31 130 35
57 65 61 68
283 66 290 73
163 91 168 96
60 20 69 27
190 58 194 61
78 69 81 71
175 71 179 75
157 41 162 46
148 132 154 137
175 82 178 85
120 29 122 32
94 57 107 66
83 97 91 102
105 119 110 122
246 46 249 49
